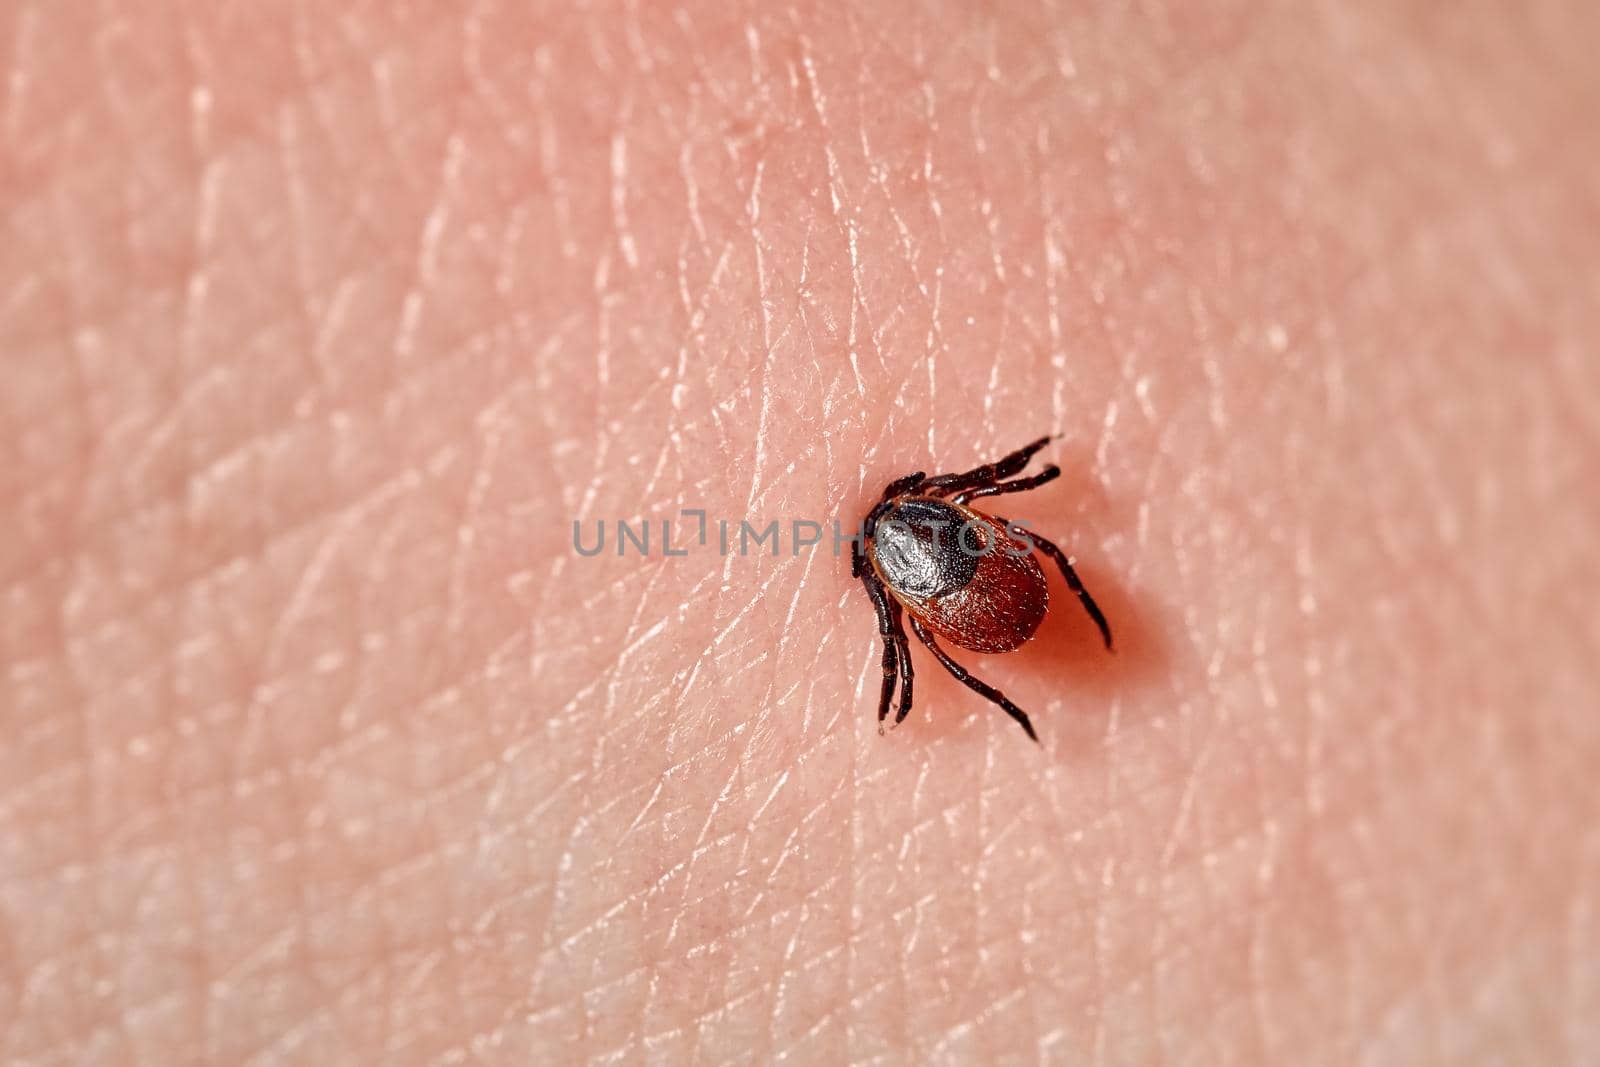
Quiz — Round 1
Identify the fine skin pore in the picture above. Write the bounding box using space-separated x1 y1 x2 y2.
2 3 1599 1064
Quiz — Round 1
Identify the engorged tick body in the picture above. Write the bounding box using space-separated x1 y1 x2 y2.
852 436 1114 742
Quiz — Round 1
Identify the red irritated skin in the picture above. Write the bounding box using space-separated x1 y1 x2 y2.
4 2 1600 1065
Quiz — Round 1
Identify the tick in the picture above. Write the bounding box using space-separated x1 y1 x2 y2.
851 436 1114 743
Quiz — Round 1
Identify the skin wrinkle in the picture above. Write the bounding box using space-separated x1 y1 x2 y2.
28 311 517 654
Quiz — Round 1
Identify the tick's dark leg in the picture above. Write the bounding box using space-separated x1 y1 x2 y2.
950 464 1061 505
888 598 914 730
922 435 1053 498
908 617 1040 743
879 471 926 501
998 518 1115 651
860 569 901 728
854 529 914 730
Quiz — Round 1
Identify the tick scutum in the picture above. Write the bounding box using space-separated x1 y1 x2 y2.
871 498 980 599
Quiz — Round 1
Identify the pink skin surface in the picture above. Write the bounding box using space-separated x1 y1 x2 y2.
4 2 1600 1064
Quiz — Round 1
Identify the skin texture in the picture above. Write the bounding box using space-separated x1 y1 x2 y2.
2 1 1599 1064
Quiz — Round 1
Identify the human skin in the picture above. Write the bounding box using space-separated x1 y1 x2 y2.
3 1 1599 1063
